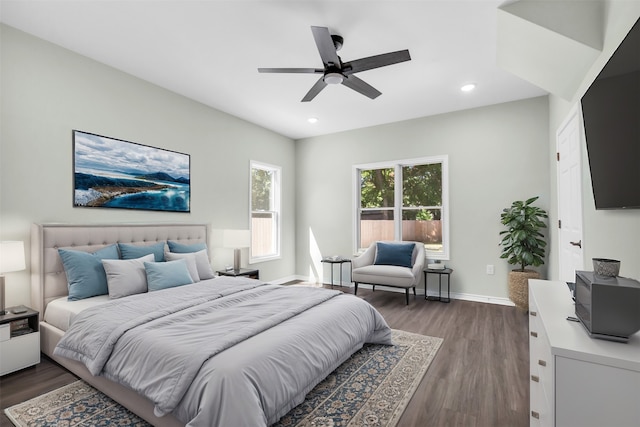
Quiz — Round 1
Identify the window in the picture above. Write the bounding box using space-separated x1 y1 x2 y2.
354 156 449 260
250 161 281 262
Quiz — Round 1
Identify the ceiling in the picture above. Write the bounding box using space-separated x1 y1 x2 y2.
0 0 548 140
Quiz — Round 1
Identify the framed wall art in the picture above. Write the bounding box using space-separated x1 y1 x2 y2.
73 130 191 212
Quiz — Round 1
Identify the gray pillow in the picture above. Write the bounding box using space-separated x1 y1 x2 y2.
102 254 154 299
167 248 214 280
165 251 200 282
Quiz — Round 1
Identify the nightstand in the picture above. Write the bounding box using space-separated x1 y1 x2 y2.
321 257 352 288
0 305 40 376
216 268 260 280
423 268 453 303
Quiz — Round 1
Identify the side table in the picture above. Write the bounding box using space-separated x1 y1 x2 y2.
0 305 40 376
321 257 352 288
216 268 260 280
424 268 453 303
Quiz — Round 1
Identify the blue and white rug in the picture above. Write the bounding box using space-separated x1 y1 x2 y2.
5 330 442 427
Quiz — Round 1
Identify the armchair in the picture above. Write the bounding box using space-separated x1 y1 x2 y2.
351 241 425 305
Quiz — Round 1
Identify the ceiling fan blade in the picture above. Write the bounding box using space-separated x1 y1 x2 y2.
343 50 411 75
258 68 324 74
311 26 341 67
341 75 382 99
301 76 328 102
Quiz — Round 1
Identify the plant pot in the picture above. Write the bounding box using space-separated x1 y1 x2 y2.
508 269 540 311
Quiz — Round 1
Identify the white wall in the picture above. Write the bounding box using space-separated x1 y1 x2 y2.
547 2 640 282
4 1 637 309
0 25 297 306
295 96 550 302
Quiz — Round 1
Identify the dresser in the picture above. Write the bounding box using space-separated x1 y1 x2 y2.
528 279 640 427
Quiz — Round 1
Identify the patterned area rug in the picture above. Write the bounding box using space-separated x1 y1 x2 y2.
5 329 442 427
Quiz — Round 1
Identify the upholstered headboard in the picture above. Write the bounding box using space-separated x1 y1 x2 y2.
31 223 209 315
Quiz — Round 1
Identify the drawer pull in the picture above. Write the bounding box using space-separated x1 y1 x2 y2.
530 311 537 316
538 359 547 367
530 331 538 338
531 374 539 382
531 411 540 419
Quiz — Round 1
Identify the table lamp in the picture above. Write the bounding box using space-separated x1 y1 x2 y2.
222 230 251 271
0 241 26 315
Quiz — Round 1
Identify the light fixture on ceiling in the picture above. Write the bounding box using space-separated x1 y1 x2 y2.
307 117 318 124
324 72 344 85
460 83 476 92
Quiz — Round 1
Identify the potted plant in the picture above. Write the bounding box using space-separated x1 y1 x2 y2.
499 196 548 311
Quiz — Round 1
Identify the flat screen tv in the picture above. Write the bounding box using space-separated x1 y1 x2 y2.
581 18 640 210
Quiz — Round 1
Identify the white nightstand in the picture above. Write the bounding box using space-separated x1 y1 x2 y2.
0 305 40 376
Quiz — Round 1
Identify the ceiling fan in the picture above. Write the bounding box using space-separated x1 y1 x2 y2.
258 26 411 102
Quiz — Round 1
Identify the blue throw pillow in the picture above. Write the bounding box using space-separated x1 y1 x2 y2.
374 242 415 268
167 240 208 253
145 259 194 291
119 241 166 262
59 245 120 300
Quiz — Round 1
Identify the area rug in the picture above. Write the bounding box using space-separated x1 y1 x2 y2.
5 329 442 427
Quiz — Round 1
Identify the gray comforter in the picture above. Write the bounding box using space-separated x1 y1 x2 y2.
54 278 392 426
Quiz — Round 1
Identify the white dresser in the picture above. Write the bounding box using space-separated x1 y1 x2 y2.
528 279 640 427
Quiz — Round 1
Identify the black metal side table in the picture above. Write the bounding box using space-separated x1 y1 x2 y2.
424 267 453 303
321 257 352 288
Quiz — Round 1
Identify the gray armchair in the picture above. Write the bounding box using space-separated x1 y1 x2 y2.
351 241 425 305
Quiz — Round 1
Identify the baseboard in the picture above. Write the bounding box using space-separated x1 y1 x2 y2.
447 291 514 306
287 275 514 307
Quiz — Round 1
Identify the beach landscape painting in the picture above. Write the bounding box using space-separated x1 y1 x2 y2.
73 130 190 212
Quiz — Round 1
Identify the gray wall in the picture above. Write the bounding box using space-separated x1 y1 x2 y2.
547 2 640 281
0 25 297 306
295 97 550 302
3 1 638 308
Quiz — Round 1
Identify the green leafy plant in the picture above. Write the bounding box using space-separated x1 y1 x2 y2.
499 197 548 271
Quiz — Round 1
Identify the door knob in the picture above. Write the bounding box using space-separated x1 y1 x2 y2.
570 240 582 248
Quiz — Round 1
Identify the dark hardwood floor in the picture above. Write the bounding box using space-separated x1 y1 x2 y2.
0 285 529 427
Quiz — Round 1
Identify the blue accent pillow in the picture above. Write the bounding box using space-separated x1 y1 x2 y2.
145 259 194 291
167 240 207 253
59 245 120 300
119 241 166 262
374 242 415 268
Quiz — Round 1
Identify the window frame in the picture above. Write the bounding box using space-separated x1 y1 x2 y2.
353 155 450 260
249 160 281 263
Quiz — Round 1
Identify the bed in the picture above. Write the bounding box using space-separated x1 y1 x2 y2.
31 223 392 427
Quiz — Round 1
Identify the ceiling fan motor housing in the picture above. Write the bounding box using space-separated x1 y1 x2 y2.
331 34 343 51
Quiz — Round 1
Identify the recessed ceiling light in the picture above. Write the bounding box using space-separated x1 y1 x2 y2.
307 117 318 124
460 83 476 92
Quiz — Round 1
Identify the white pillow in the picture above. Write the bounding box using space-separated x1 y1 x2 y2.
102 254 154 299
167 249 214 280
165 251 200 282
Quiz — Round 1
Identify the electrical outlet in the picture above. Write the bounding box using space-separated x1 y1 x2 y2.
486 264 495 275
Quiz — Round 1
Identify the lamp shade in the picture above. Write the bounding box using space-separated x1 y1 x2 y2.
0 241 26 274
222 230 251 249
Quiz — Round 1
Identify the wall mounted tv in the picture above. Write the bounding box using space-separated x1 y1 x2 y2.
581 18 639 210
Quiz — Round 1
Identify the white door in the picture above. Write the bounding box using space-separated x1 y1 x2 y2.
557 106 584 283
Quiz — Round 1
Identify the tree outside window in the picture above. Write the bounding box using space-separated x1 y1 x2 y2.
356 156 449 259
250 161 280 261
